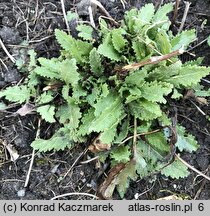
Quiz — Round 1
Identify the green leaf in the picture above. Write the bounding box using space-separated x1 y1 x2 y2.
55 29 74 51
146 132 170 154
99 127 117 144
153 3 173 22
66 98 82 130
208 36 210 46
137 140 164 165
78 108 95 136
37 91 53 104
37 105 56 123
116 161 138 198
66 11 78 22
155 29 171 54
89 48 104 75
147 61 182 81
28 49 37 71
34 66 60 79
86 83 102 106
59 58 79 86
132 40 147 61
89 93 124 132
76 24 93 41
93 91 118 116
0 102 7 110
171 89 183 99
176 125 199 152
31 127 72 152
195 88 210 97
38 57 60 71
124 8 138 33
99 18 109 37
128 99 162 120
183 57 204 66
0 85 31 103
27 71 39 89
111 28 127 53
55 29 92 64
171 29 196 51
138 3 155 25
62 85 70 101
125 68 147 87
121 86 142 103
72 84 87 103
111 146 131 163
98 33 121 61
140 81 173 103
56 104 70 124
114 118 129 143
136 143 150 177
165 65 210 88
161 158 190 179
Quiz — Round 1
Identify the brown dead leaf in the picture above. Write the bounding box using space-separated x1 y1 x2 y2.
42 82 63 91
7 144 19 161
195 97 208 105
88 135 111 153
157 195 183 200
16 103 35 116
97 162 126 199
184 89 195 99
2 141 19 162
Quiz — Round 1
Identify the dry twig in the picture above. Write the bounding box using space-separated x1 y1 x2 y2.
175 154 210 181
172 0 180 24
122 48 184 71
90 0 118 26
60 0 70 34
178 1 191 33
51 192 98 200
24 119 41 188
0 38 16 63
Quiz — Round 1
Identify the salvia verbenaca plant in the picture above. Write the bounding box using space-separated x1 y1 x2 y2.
1 3 210 198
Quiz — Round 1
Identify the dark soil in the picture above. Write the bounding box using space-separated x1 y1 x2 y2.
0 0 210 200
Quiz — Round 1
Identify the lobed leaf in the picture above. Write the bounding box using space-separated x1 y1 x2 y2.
138 3 155 25
153 3 173 22
171 29 196 51
89 48 104 75
59 58 80 86
89 93 125 132
128 99 162 120
98 33 121 61
76 24 93 41
124 8 138 33
37 105 56 123
140 81 173 103
146 132 170 154
155 29 171 54
111 146 131 163
176 125 199 152
55 29 92 64
78 108 95 136
132 40 147 61
34 66 60 79
31 127 72 152
0 85 31 103
116 160 138 198
111 28 127 53
125 68 147 87
165 65 210 88
161 158 190 179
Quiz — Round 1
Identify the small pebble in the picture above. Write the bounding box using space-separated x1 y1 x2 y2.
17 188 26 197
